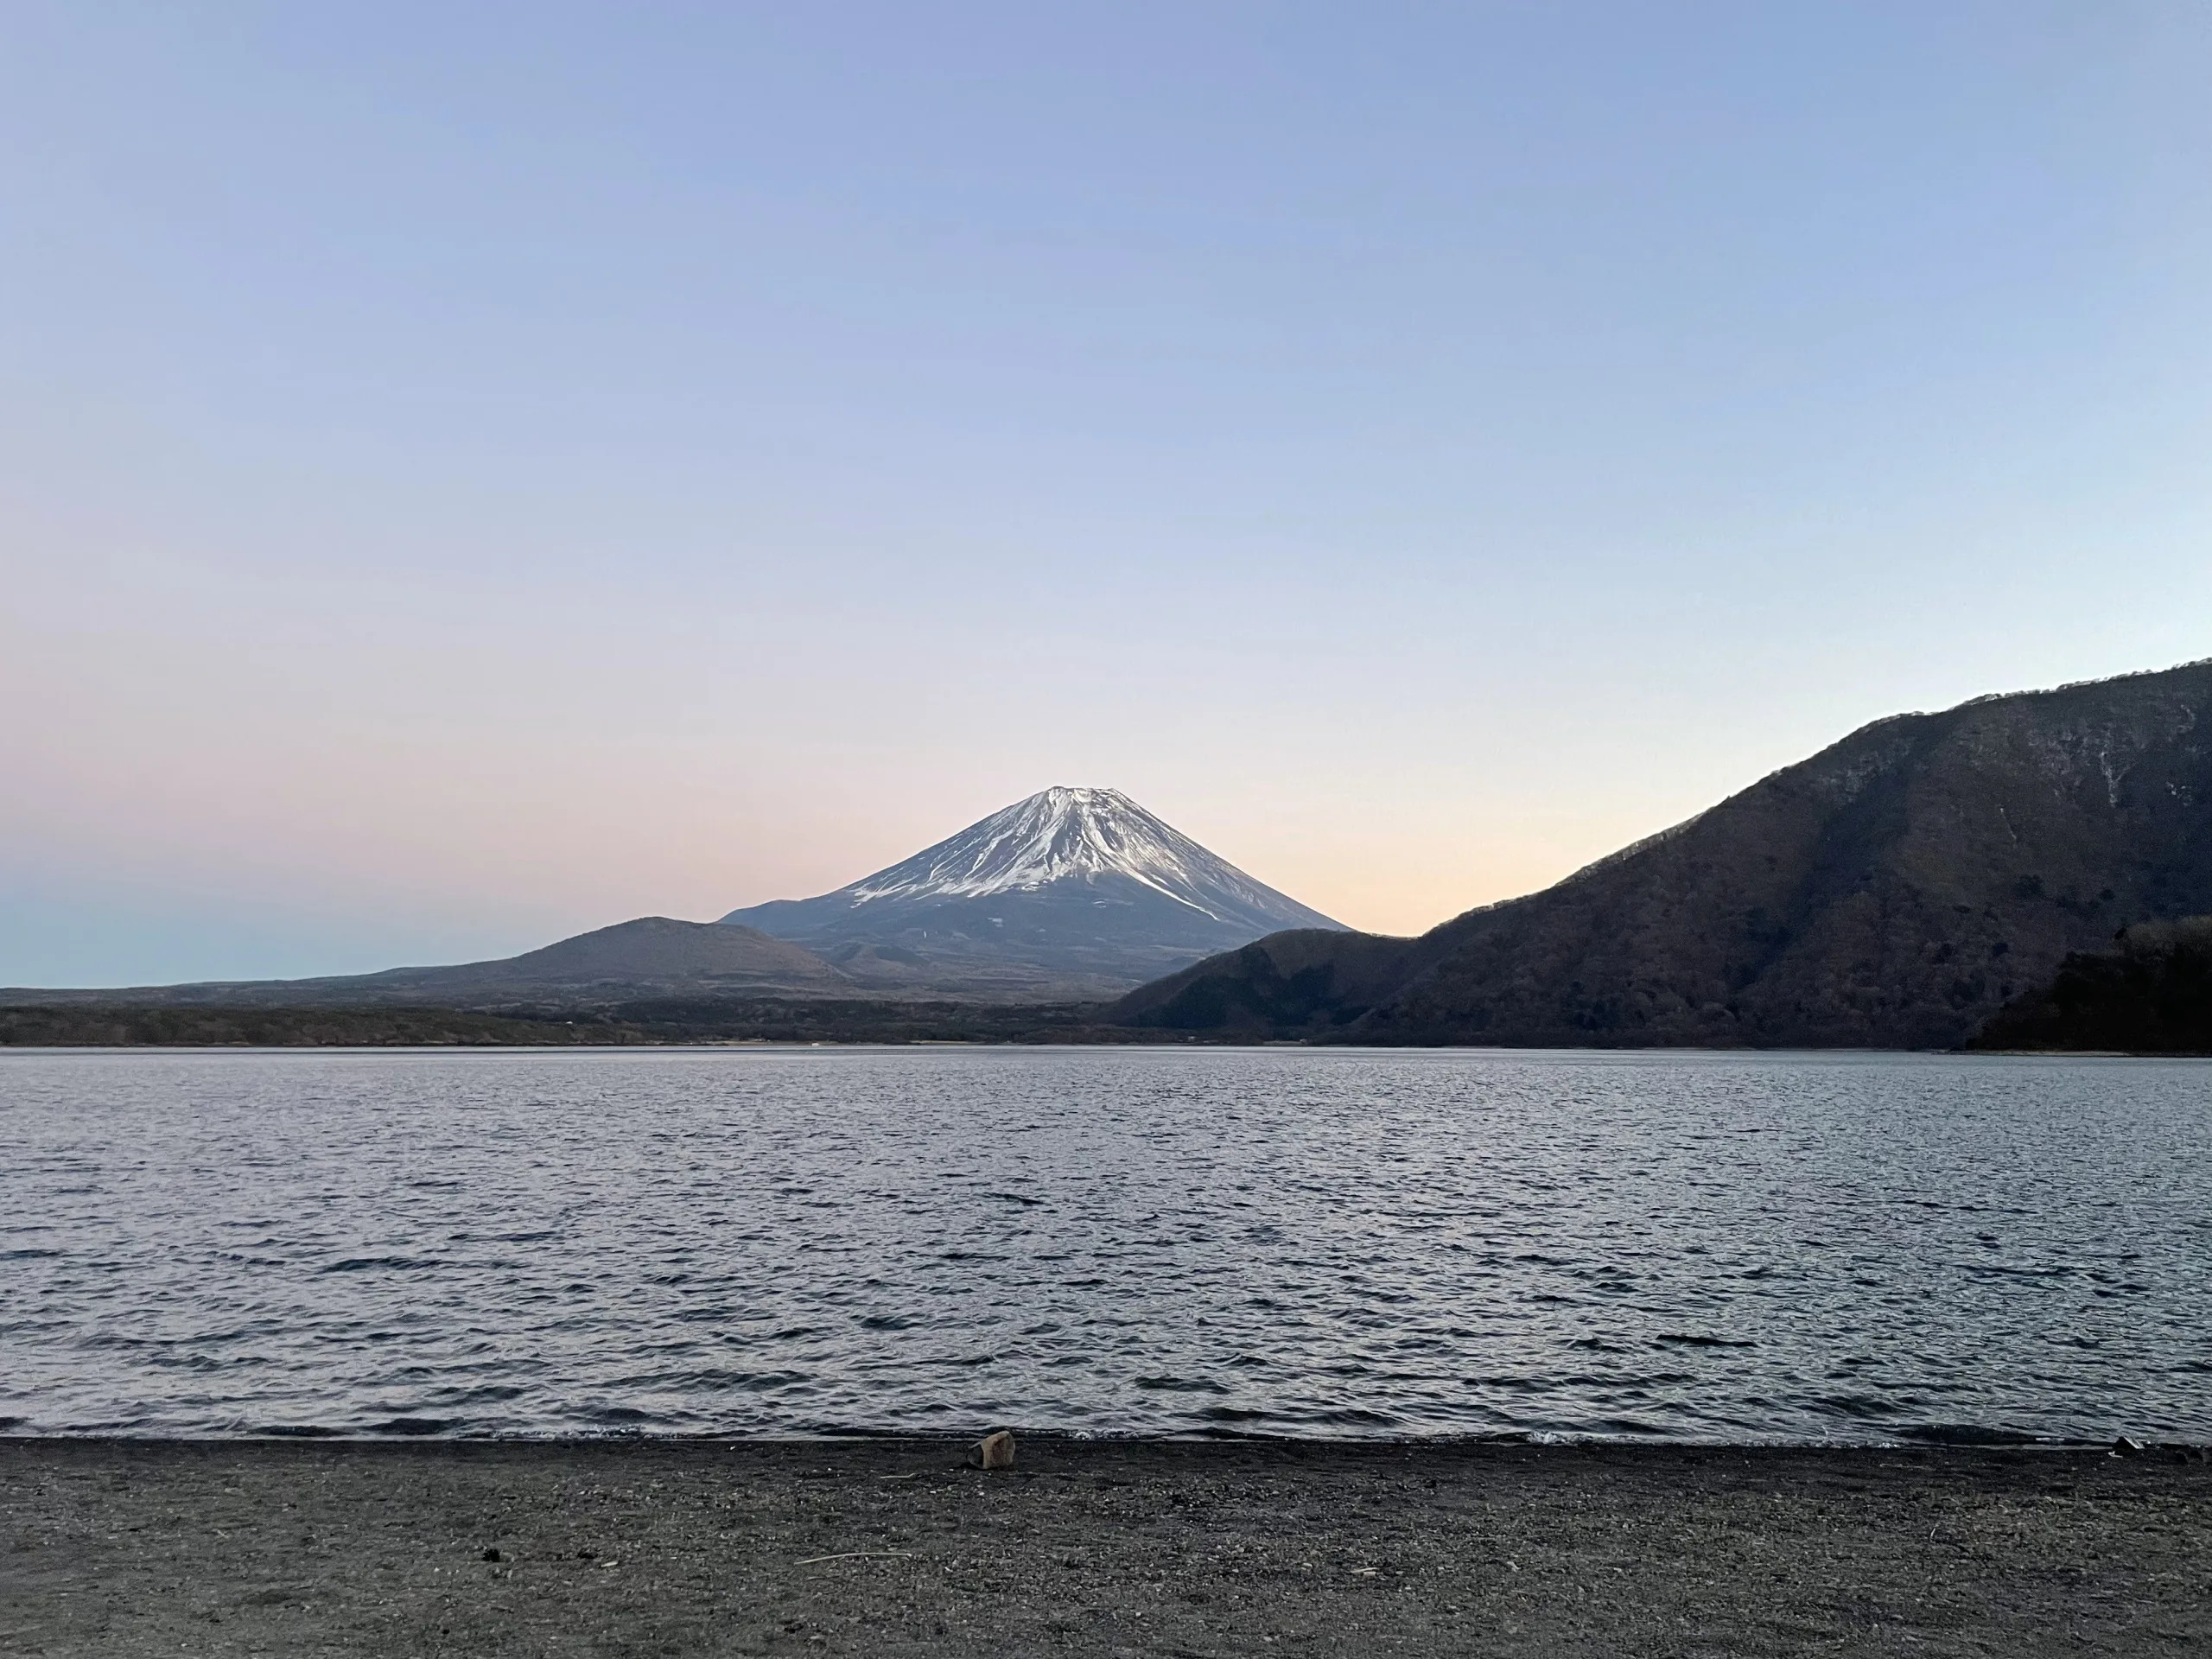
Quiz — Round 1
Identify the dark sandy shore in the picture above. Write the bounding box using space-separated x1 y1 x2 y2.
3 1438 2207 1657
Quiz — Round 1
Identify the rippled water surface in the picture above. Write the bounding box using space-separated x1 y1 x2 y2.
3 1046 2209 1442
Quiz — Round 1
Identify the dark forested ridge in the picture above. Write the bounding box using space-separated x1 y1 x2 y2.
1968 918 2212 1054
1116 660 2212 1048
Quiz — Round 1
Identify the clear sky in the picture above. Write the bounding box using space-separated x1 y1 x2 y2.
4 3 2209 986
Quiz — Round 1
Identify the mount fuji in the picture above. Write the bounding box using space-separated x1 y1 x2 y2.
719 786 1346 995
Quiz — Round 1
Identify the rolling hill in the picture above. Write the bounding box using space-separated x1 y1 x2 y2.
3 918 851 1008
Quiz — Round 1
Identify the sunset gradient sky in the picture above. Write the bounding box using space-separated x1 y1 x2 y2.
5 3 2211 985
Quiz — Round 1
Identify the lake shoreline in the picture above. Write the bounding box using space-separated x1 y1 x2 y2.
8 1437 2208 1655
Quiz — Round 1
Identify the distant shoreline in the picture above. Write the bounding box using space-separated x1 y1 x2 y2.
5 1002 2209 1052
8 1437 2207 1654
0 1000 1152 1049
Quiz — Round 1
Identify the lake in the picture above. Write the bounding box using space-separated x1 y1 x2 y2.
3 1046 2207 1442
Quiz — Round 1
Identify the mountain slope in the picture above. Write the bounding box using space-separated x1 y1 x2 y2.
721 786 1344 995
1116 660 2212 1047
4 918 850 1007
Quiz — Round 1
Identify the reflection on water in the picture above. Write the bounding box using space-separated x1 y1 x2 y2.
2 1046 2208 1441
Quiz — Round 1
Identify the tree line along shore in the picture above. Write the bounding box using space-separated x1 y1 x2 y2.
0 998 1145 1048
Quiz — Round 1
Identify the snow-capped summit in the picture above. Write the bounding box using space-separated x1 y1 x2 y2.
719 786 1344 995
848 785 1307 921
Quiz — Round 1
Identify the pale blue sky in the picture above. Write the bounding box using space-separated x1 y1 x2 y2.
4 3 2209 984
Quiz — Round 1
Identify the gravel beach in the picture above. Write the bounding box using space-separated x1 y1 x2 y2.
3 1437 2206 1656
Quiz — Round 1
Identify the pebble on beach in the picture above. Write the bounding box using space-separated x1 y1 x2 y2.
969 1431 1016 1471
